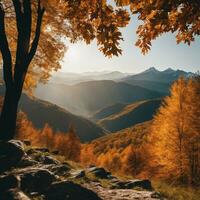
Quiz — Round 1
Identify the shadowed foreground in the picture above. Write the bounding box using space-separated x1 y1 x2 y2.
0 140 164 200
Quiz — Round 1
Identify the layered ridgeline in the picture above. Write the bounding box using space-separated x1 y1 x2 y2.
92 99 162 132
0 87 105 142
34 80 163 117
49 71 131 85
34 67 193 117
121 67 193 94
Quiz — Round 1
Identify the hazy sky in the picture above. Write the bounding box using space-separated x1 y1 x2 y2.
61 15 200 74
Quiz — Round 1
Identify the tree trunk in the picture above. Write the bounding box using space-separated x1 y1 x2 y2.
0 89 18 141
0 0 44 141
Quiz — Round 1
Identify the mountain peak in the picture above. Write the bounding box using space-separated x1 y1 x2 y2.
144 67 159 73
163 68 174 73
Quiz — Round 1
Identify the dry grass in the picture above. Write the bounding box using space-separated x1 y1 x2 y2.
153 181 200 200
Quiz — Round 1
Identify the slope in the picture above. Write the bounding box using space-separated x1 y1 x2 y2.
34 80 163 117
0 85 105 142
96 99 161 132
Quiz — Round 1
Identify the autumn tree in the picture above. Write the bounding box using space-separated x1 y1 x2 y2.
62 125 81 162
0 0 130 141
16 114 82 162
150 76 200 185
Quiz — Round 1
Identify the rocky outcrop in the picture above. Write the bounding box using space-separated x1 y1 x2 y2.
111 179 152 190
87 167 111 179
45 180 101 200
0 140 101 200
0 140 24 172
0 140 164 200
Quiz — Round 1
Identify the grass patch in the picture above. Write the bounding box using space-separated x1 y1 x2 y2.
153 181 200 200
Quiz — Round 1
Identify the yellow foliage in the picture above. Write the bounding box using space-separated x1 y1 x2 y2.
150 76 200 185
16 112 81 162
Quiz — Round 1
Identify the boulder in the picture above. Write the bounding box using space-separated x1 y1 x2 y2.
42 155 60 165
70 170 85 179
44 180 102 200
125 179 152 190
1 189 31 200
0 140 25 172
26 149 37 155
111 179 152 190
50 165 71 176
87 167 111 179
0 174 20 193
17 157 38 168
20 169 56 193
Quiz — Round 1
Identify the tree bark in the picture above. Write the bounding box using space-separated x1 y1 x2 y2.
0 90 18 141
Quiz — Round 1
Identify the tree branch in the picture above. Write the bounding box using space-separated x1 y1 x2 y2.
22 0 32 52
28 0 45 65
0 4 14 89
12 0 23 32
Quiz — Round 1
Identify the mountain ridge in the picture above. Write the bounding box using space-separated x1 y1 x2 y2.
35 80 163 117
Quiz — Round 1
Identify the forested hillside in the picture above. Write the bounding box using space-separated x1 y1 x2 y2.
82 77 200 186
95 99 161 132
0 86 105 142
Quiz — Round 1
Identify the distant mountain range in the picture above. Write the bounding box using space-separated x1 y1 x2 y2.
34 67 193 117
0 86 105 142
35 80 163 117
93 99 161 132
49 71 131 85
121 67 193 94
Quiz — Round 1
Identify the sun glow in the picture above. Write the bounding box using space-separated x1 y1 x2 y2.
66 45 79 61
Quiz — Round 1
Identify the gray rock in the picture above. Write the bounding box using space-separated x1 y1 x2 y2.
20 169 56 193
111 179 152 190
26 149 37 155
71 170 85 179
44 180 102 200
50 165 70 176
0 140 25 172
1 188 31 200
0 174 20 193
87 167 111 179
42 155 60 165
17 157 38 168
125 179 152 190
